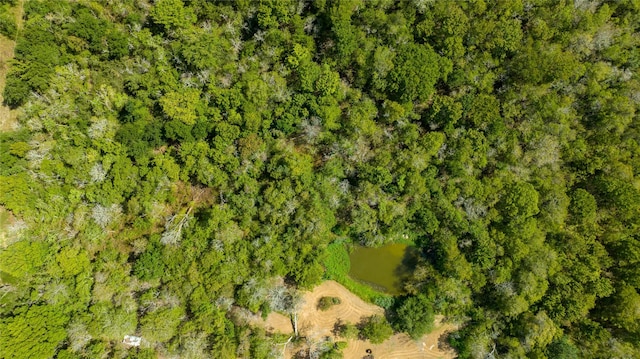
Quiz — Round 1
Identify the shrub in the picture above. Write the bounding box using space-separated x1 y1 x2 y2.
3 72 29 108
133 243 165 281
0 12 16 39
318 296 341 311
359 315 393 344
335 321 358 339
373 295 395 309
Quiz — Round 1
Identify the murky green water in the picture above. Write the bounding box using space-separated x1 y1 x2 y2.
348 243 418 295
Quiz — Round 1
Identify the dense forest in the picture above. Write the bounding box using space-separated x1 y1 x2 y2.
0 0 639 358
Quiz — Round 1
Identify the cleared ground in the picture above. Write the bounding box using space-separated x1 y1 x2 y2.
252 280 458 359
0 0 22 131
341 316 457 359
0 207 13 248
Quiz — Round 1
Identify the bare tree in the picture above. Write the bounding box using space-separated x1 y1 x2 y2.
91 204 122 229
160 207 192 245
67 321 92 352
89 163 106 183
268 284 304 337
179 332 210 359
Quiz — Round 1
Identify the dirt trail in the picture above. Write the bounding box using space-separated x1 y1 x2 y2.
252 280 458 359
0 0 24 131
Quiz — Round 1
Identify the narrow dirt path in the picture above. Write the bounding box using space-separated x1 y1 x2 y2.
0 0 24 131
0 0 25 248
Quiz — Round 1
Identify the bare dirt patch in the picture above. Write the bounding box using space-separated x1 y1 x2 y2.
298 280 384 339
0 34 18 131
243 310 294 335
342 316 458 359
251 280 458 359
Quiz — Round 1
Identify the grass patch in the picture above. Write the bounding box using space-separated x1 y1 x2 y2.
323 241 393 306
324 241 350 279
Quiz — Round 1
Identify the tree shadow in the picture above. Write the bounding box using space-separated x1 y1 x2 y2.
392 245 421 294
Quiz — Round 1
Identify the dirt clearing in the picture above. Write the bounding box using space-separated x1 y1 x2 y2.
252 280 458 359
0 33 19 131
341 316 458 359
0 206 24 248
241 309 294 335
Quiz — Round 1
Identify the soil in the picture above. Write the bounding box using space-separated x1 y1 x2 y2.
0 206 18 248
251 280 458 359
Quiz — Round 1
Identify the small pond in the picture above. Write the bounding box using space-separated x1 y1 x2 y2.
348 243 419 295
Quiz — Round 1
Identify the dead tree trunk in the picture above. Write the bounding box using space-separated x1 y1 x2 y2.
292 311 299 337
280 336 293 358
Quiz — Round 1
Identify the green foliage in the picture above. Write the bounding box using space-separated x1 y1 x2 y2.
394 295 435 339
140 307 184 343
569 189 597 224
0 240 49 278
150 0 195 31
323 242 350 280
597 284 640 334
0 9 16 38
546 337 580 359
160 88 202 125
358 315 393 344
0 305 69 359
2 74 29 107
500 182 540 221
133 242 165 281
319 343 345 359
335 321 359 340
387 43 447 103
88 302 138 341
55 247 90 277
318 296 341 311
1 1 639 357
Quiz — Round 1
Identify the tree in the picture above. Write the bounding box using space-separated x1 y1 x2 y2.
88 303 137 341
133 242 166 281
546 336 579 359
500 182 540 221
0 10 17 38
359 315 393 344
334 320 359 339
150 0 195 31
387 43 449 103
55 247 91 277
597 284 640 335
0 240 49 278
0 305 69 359
140 307 184 343
394 294 435 339
160 88 202 125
